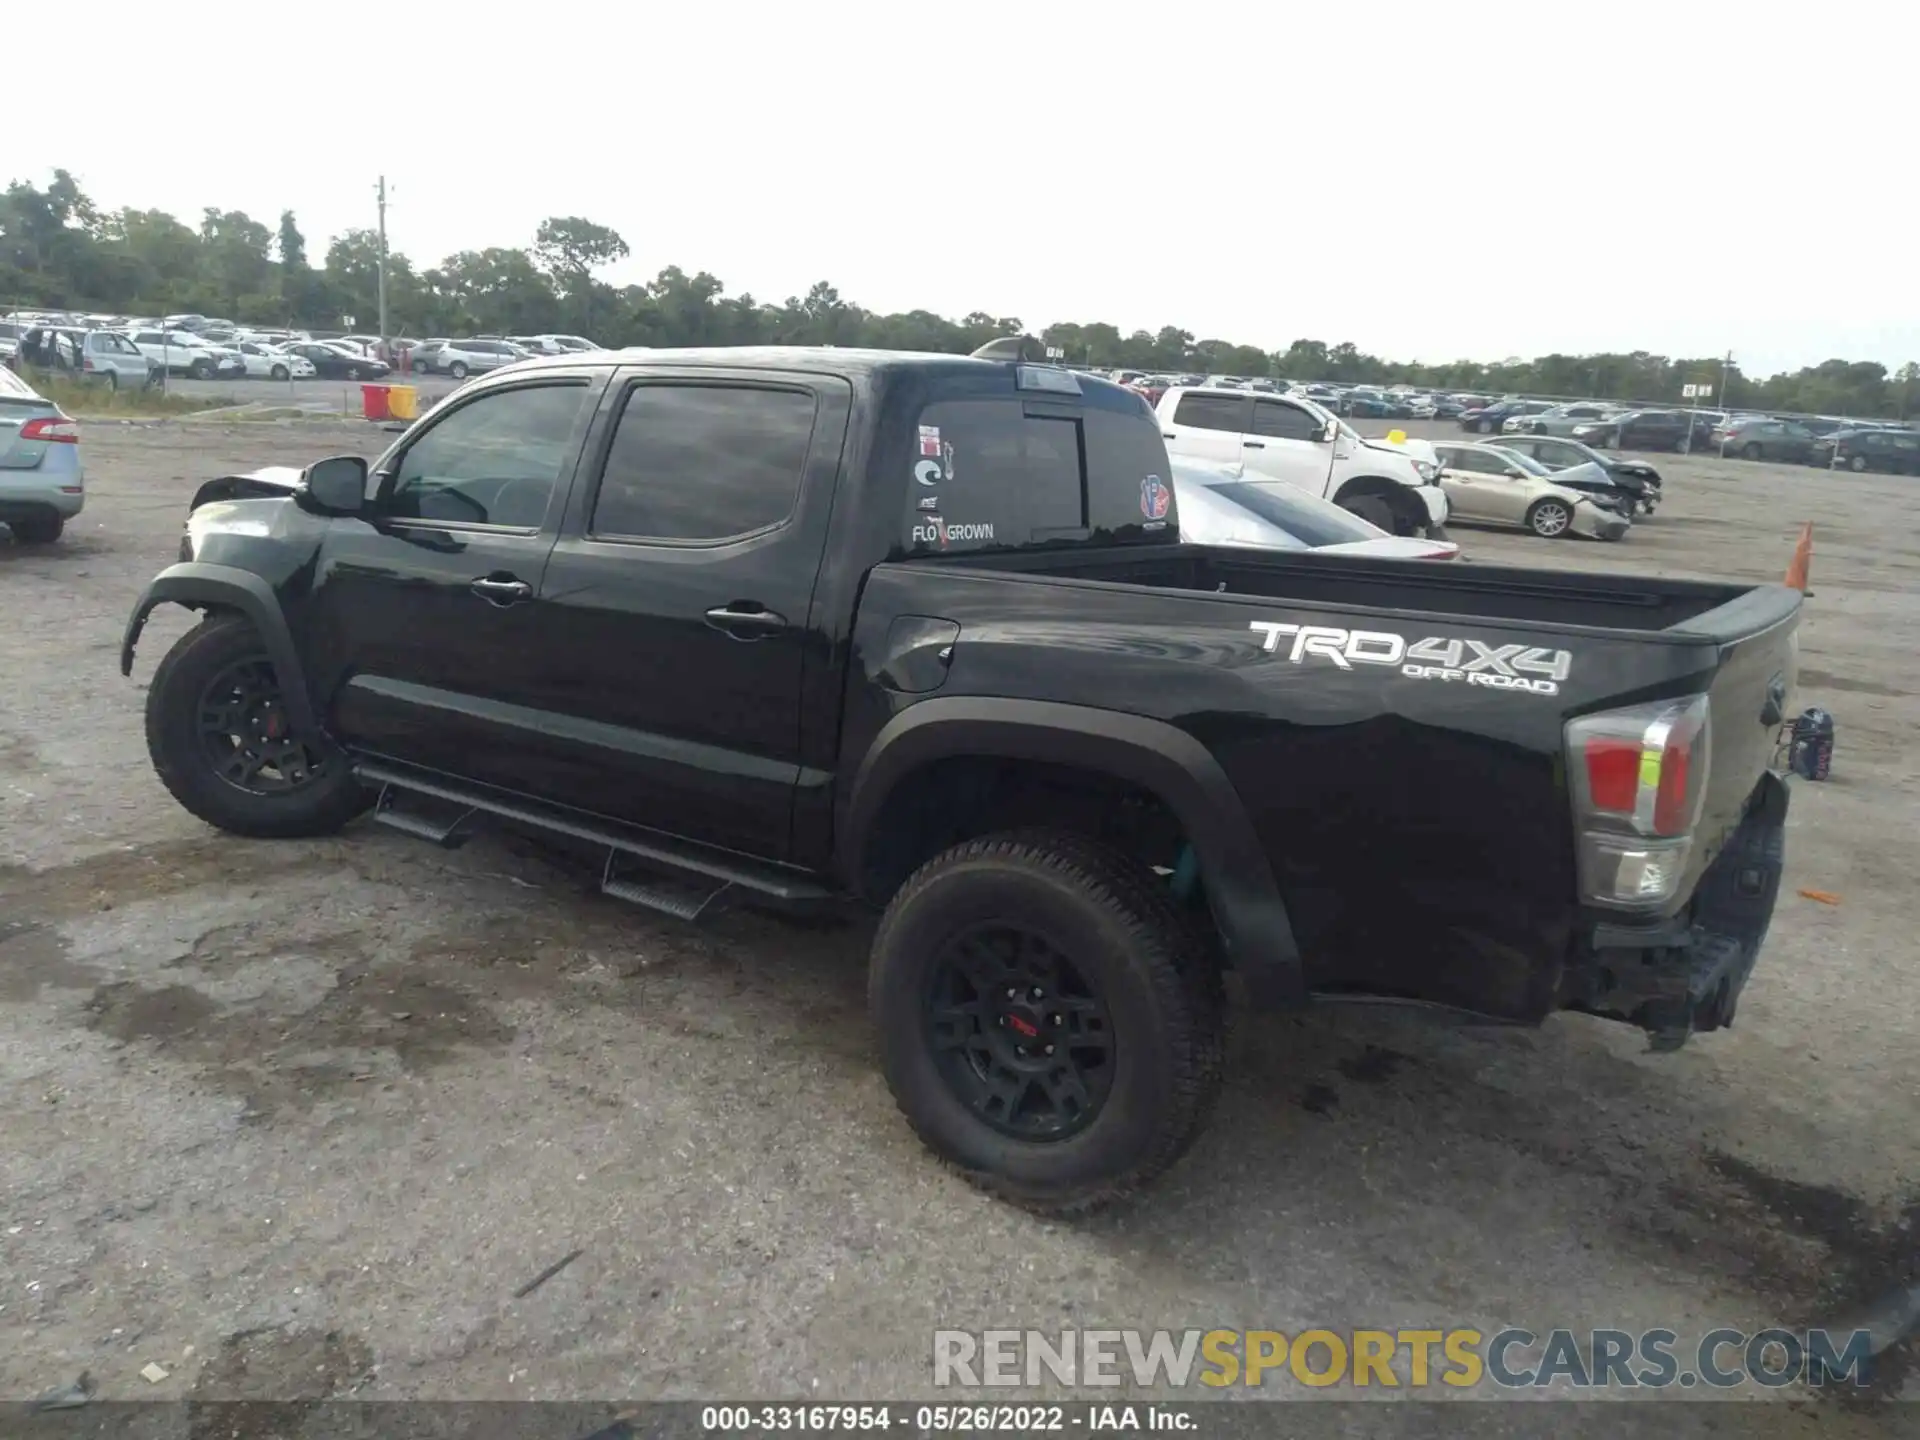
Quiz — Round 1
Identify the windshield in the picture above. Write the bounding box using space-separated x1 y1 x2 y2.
1207 482 1384 544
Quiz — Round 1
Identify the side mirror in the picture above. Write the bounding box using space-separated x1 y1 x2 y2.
1315 420 1338 443
299 455 370 516
1504 467 1528 479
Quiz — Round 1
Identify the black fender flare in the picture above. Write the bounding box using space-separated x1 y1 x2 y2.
120 563 319 738
840 696 1305 1007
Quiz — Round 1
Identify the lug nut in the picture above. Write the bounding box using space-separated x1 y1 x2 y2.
1043 1044 1055 1056
1030 986 1043 999
1005 988 1017 1000
1051 1014 1062 1025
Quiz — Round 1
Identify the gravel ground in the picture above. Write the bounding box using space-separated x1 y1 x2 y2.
0 417 1914 1427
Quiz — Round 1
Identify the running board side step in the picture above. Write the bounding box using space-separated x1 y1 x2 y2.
352 759 837 918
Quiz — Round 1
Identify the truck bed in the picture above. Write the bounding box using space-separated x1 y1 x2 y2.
942 542 1781 637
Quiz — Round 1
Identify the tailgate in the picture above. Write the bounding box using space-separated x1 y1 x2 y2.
1680 584 1802 861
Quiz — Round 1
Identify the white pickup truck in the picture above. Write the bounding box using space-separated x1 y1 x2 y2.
1155 386 1448 536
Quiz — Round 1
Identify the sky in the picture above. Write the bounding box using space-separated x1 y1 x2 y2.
18 2 1915 377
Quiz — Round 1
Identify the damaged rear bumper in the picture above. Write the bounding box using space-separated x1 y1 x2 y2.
1559 771 1790 1050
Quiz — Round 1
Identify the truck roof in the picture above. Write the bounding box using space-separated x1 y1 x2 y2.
506 346 1149 405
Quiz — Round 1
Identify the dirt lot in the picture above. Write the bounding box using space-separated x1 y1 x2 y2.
0 417 1914 1425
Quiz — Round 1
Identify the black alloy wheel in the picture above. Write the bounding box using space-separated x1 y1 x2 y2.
196 656 328 795
925 923 1116 1141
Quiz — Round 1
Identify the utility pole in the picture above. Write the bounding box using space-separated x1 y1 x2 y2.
1719 350 1734 458
375 175 389 355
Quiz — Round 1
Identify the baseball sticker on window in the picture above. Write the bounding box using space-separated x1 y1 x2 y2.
1141 475 1171 521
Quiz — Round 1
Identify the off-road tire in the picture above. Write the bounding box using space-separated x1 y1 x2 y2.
870 829 1226 1215
7 512 64 543
145 614 369 839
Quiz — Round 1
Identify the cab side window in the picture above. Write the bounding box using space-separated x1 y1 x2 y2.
386 382 591 528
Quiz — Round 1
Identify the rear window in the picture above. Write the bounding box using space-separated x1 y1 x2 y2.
1207 483 1381 545
907 401 1082 553
908 389 1175 553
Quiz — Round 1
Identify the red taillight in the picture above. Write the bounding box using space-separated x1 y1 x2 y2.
1566 696 1711 909
1582 736 1644 814
19 416 79 444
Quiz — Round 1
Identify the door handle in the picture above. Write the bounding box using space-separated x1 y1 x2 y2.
1243 440 1265 449
705 604 788 638
470 576 532 605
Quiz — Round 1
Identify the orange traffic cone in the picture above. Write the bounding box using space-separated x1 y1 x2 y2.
1784 522 1813 594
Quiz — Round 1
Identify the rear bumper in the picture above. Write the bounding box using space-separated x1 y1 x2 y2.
0 453 85 517
1558 771 1789 1049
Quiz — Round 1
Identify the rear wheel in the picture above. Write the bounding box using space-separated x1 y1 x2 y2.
1475 418 1493 434
870 830 1225 1214
448 361 469 380
145 615 370 839
1743 442 1764 461
1526 498 1574 538
1848 453 1868 472
7 511 64 544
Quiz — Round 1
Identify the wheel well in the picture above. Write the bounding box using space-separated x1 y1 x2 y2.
858 756 1188 905
1334 476 1425 529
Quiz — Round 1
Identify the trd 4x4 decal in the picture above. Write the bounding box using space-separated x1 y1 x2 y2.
1248 622 1572 696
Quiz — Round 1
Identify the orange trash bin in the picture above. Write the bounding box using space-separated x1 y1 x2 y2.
360 383 391 421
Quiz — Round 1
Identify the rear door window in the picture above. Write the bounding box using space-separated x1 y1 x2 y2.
589 382 815 542
1172 392 1251 434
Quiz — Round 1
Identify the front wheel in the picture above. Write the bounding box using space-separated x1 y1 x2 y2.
870 830 1225 1214
190 358 215 380
1848 454 1868 472
270 364 289 381
448 361 469 380
1339 493 1400 535
345 365 362 381
145 615 370 839
1527 498 1574 538
1743 442 1764 461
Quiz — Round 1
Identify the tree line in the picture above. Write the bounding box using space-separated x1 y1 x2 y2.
5 169 1916 418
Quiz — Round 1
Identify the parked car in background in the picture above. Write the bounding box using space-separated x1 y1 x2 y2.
1714 417 1818 464
1484 439 1646 516
16 327 159 390
282 342 390 380
1459 398 1553 434
125 328 243 379
1508 402 1619 436
0 320 23 363
1172 459 1459 559
1811 427 1920 473
0 366 83 543
1482 433 1662 513
1570 409 1692 452
1429 395 1466 418
231 341 315 380
415 338 527 379
1156 386 1449 537
1432 441 1630 540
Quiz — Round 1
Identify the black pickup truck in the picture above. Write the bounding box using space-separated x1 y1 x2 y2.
122 339 1803 1212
